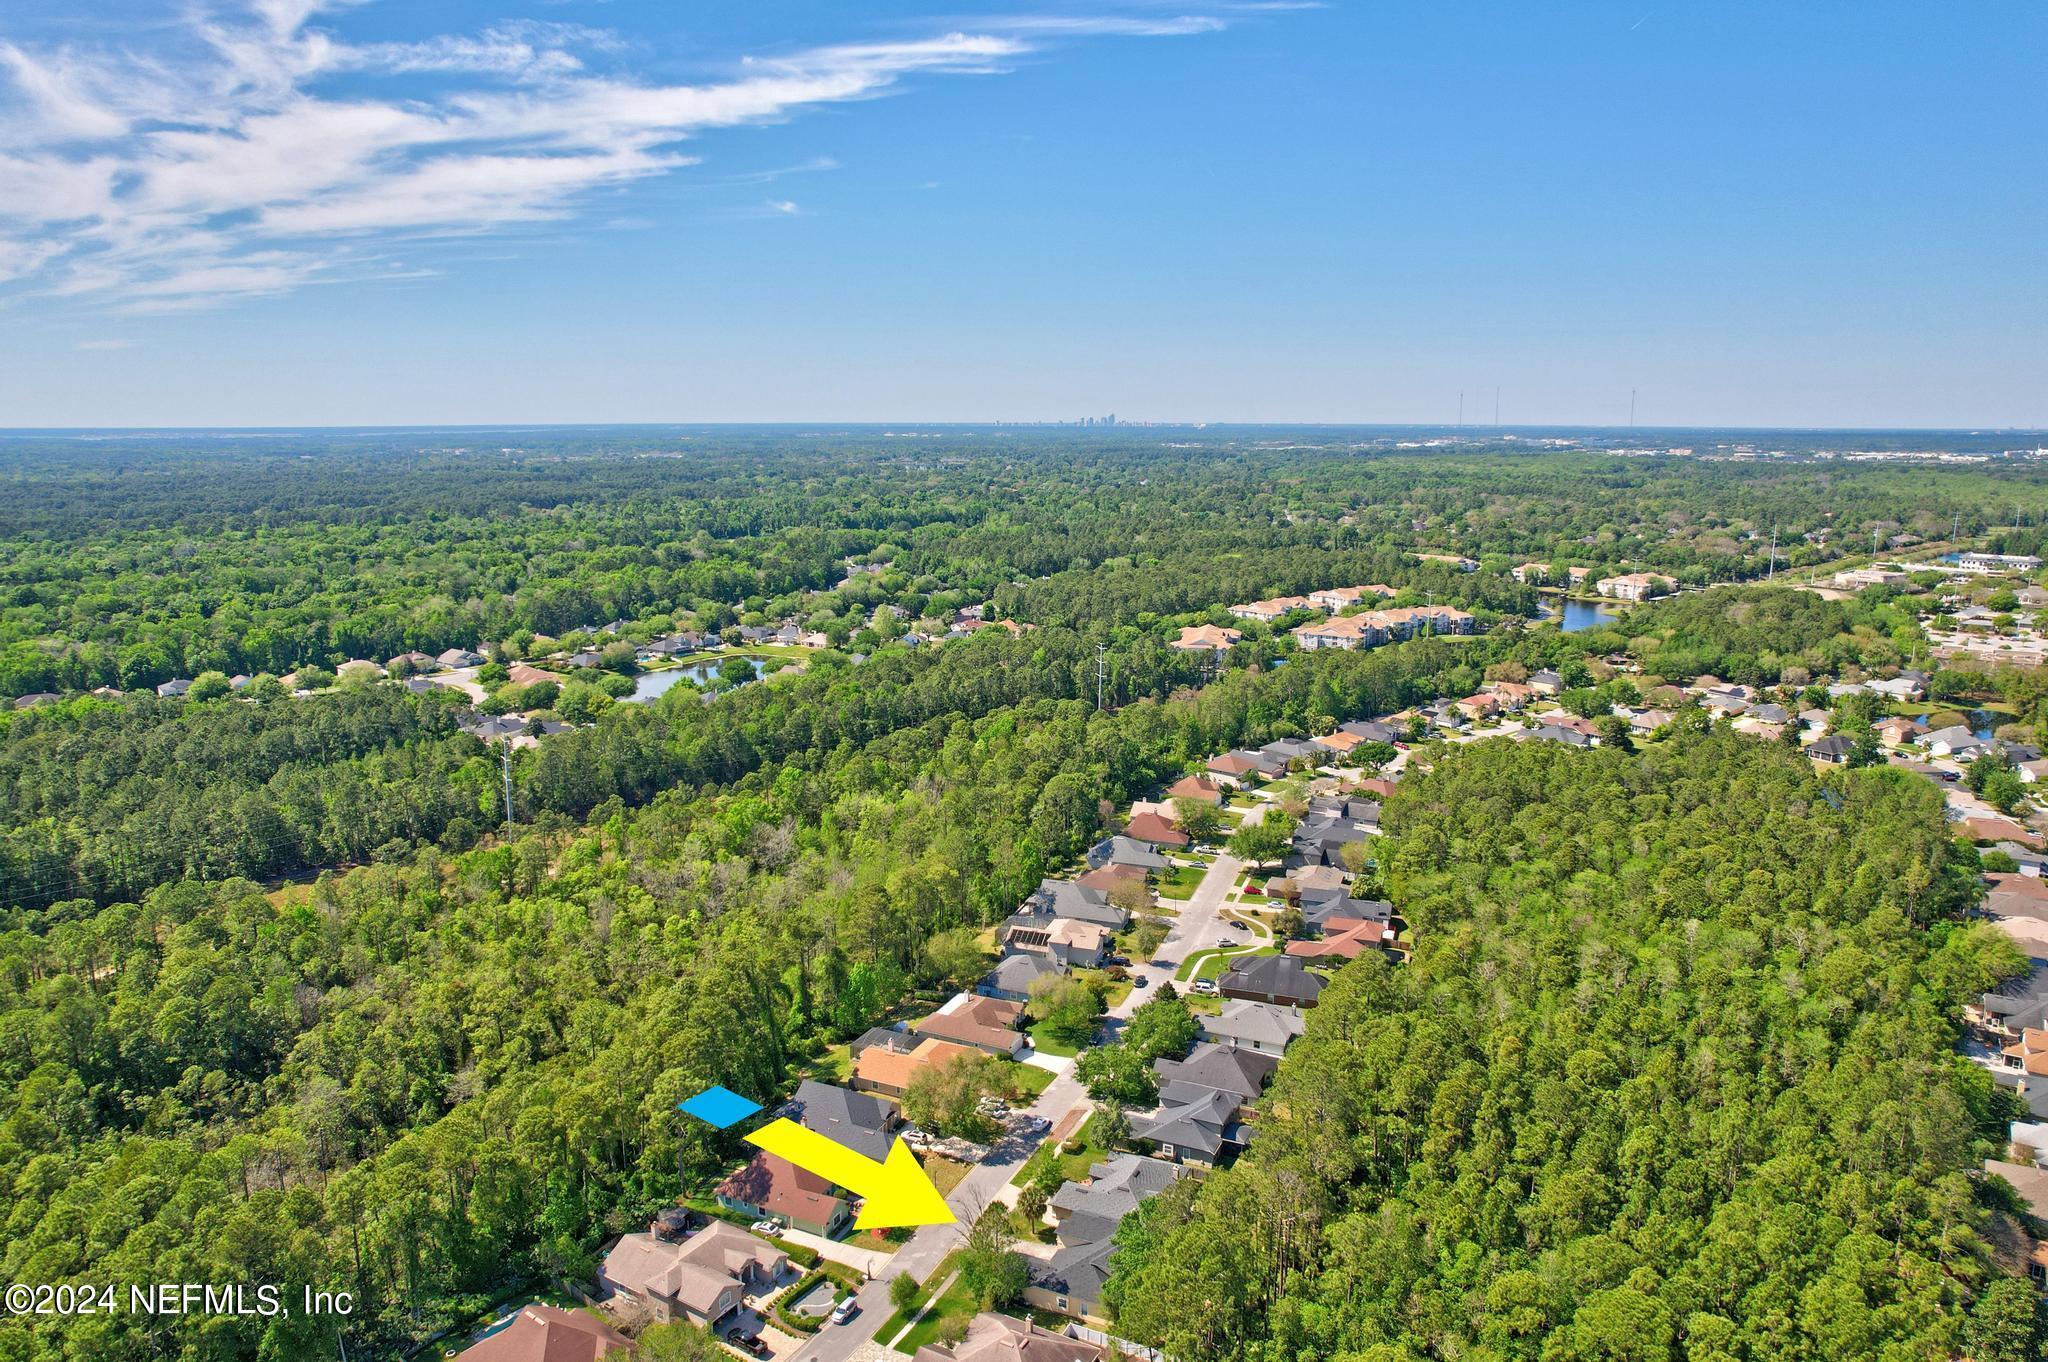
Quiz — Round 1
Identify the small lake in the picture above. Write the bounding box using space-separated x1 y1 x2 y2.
1908 709 1999 741
625 661 717 704
1550 600 1622 633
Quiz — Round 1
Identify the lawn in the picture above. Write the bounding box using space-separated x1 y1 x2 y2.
795 1043 852 1084
875 1252 959 1350
1009 1061 1057 1096
1011 1112 1108 1188
923 1154 974 1199
1193 944 1280 983
890 1267 980 1354
1026 1022 1081 1058
1155 864 1206 900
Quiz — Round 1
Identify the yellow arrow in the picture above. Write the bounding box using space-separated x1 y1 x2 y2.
743 1118 956 1230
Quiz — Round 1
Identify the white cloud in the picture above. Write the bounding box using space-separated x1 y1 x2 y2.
75 337 134 350
0 2 1237 309
767 199 801 215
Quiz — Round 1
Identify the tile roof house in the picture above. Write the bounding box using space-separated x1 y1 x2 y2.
1124 810 1189 847
598 1221 787 1326
1285 916 1392 960
914 993 1028 1057
910 1312 1104 1362
854 1036 979 1098
1199 1000 1307 1054
1171 624 1242 652
1219 954 1327 1008
452 1304 633 1362
1074 862 1148 898
1206 751 1263 782
787 1080 901 1161
1165 774 1224 804
716 1151 854 1238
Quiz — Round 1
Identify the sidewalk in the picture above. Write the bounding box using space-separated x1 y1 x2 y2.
774 1225 896 1278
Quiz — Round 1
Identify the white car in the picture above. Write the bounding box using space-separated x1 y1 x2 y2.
1190 978 1218 996
750 1219 783 1236
831 1297 860 1325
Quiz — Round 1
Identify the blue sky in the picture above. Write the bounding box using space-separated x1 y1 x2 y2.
0 0 2042 427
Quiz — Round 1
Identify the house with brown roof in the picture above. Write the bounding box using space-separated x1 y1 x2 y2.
452 1304 633 1362
1124 811 1189 847
914 993 1027 1057
1075 862 1148 899
1308 584 1398 611
1171 624 1242 652
598 1221 787 1327
1292 615 1380 651
1206 751 1262 784
911 1312 1104 1362
716 1151 855 1238
1285 917 1391 960
1454 694 1499 722
854 1036 979 1099
507 662 562 687
1165 774 1224 804
1968 816 2042 848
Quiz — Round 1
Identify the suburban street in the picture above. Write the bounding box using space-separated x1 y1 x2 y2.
786 797 1265 1362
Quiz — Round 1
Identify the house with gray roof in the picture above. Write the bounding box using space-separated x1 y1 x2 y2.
1219 953 1327 1008
1017 878 1130 930
1084 837 1168 873
1199 1000 1306 1054
1925 725 1985 759
1153 1042 1278 1105
979 951 1063 1003
785 1080 898 1162
1048 1155 1185 1244
1131 1085 1243 1167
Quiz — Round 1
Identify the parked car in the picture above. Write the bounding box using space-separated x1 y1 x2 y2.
750 1219 783 1237
1132 976 1150 989
1218 937 1241 948
726 1330 770 1357
1190 978 1218 995
1105 954 1131 966
831 1297 860 1325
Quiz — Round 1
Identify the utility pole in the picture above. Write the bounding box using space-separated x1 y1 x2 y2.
1096 645 1107 712
1768 526 1777 581
499 738 515 827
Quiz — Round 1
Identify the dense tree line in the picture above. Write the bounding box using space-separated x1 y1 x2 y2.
0 634 1464 1361
1103 736 2039 1361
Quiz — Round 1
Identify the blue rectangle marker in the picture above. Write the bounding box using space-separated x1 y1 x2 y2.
679 1085 761 1129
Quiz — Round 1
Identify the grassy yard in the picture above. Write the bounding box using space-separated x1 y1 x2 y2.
890 1268 980 1354
1155 863 1206 900
1177 941 1280 983
875 1253 960 1350
923 1154 974 1199
1009 1060 1057 1096
795 1043 852 1084
1026 1022 1081 1058
1011 1112 1108 1188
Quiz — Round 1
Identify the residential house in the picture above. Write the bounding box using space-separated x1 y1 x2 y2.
1199 1000 1307 1055
337 658 384 680
980 952 1064 1003
1219 954 1327 1008
1309 729 1371 760
1832 568 1907 590
1206 751 1263 784
1994 842 2048 878
1875 716 1923 746
914 993 1028 1057
1124 810 1189 848
1075 862 1148 900
453 1304 633 1362
437 647 487 668
787 1080 900 1161
1018 878 1132 931
507 662 560 687
1084 837 1169 874
910 1313 1104 1362
1595 572 1677 602
387 650 438 674
1165 774 1224 804
1260 737 1324 768
1512 562 1550 584
1131 1084 1243 1168
1001 916 1112 969
1967 816 2041 848
12 692 59 709
1171 624 1242 652
1868 675 1925 701
1455 693 1499 723
715 1152 854 1239
849 1026 916 1062
854 1036 978 1098
598 1221 786 1327
1227 595 1314 623
2020 759 2048 785
1339 719 1407 744
1528 668 1565 695
157 678 192 698
1957 552 2044 573
1412 552 1478 571
1296 890 1394 933
1288 810 1371 870
1925 725 1985 759
1629 708 1674 735
1807 735 1856 764
1487 681 1536 711
1286 916 1392 960
1522 724 1596 748
1152 1043 1278 1110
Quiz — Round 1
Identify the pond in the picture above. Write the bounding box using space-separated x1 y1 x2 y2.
626 658 768 704
1547 600 1622 633
1909 709 1999 740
